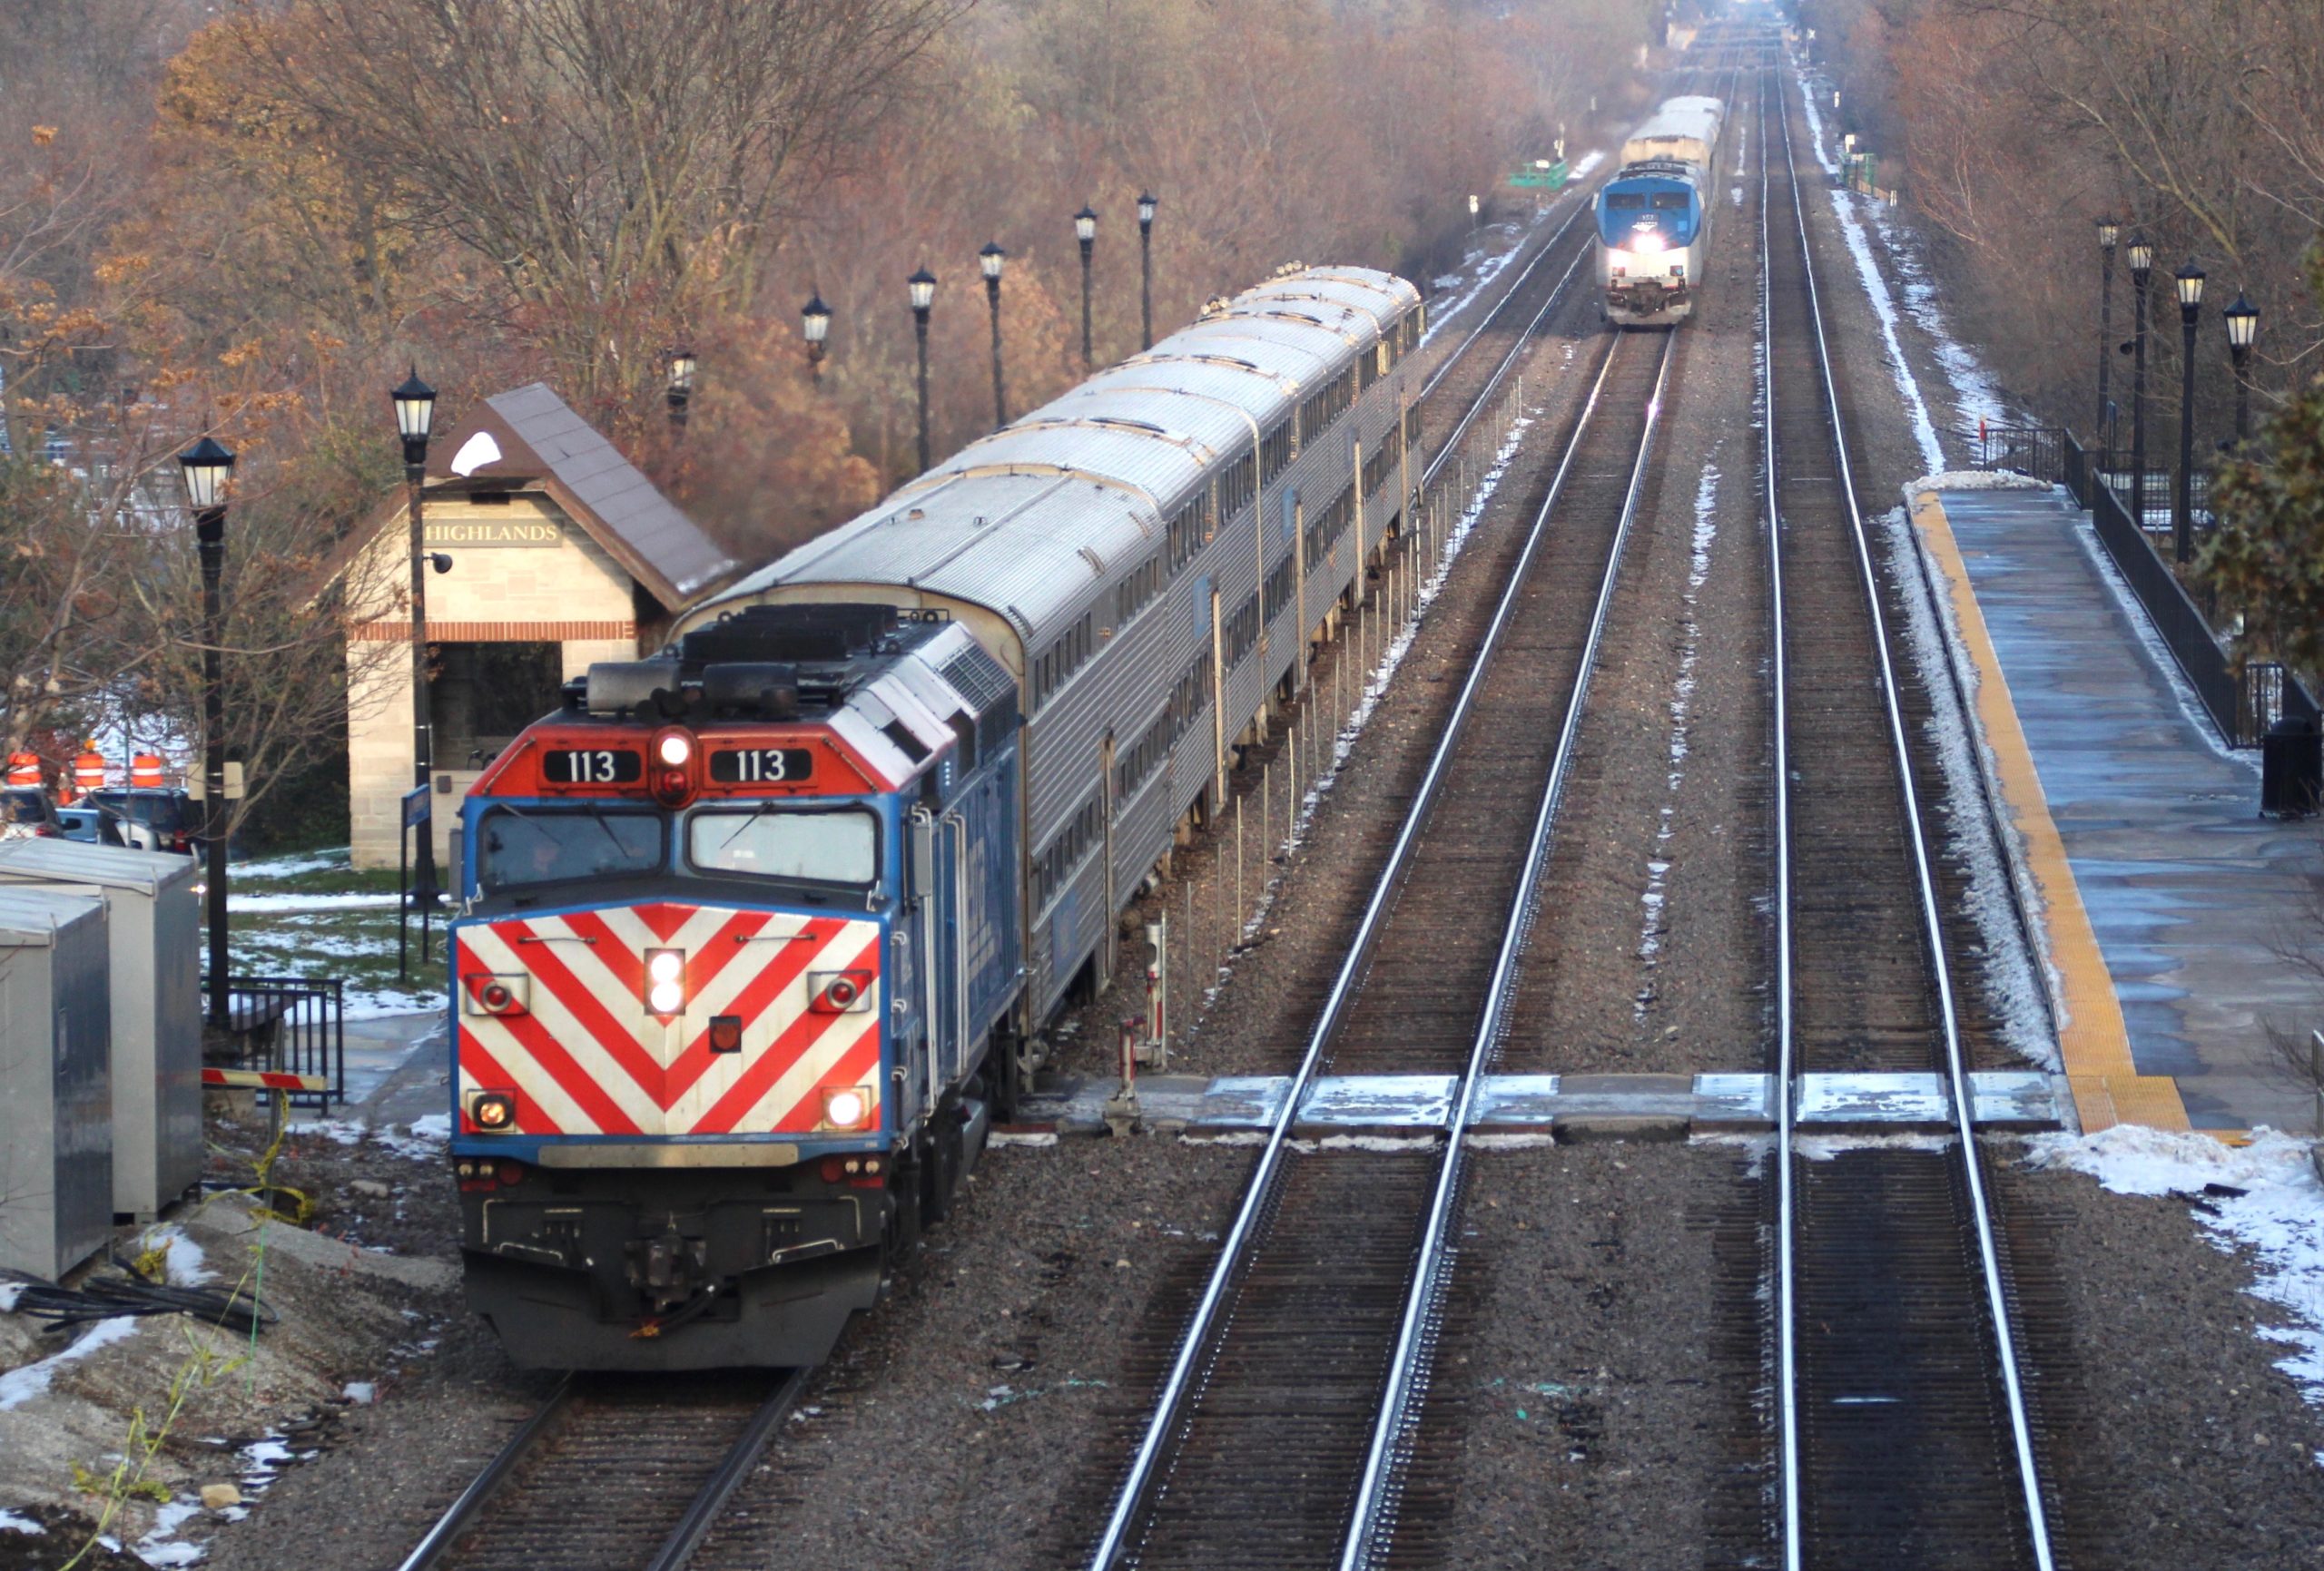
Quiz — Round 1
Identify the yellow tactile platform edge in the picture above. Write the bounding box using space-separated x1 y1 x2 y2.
1911 490 2191 1134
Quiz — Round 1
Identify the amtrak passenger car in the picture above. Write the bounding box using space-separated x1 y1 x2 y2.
446 265 1425 1370
1597 94 1726 325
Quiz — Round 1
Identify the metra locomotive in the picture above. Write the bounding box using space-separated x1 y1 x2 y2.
448 264 1424 1369
1597 94 1726 326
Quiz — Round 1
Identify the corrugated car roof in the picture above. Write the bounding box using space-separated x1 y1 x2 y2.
692 266 1416 647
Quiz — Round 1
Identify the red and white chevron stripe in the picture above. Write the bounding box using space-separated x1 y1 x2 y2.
453 902 882 1138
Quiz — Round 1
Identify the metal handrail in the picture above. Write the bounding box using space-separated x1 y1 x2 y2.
1776 63 2054 1570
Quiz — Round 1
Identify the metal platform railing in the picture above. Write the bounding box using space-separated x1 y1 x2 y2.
203 974 346 1108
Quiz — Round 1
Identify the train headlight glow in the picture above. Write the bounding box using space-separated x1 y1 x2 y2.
655 731 693 767
821 1085 872 1131
644 948 687 1016
1608 250 1630 269
1632 231 1666 255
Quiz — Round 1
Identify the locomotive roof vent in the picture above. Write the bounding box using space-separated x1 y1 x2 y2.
679 603 900 665
583 658 684 716
702 662 802 720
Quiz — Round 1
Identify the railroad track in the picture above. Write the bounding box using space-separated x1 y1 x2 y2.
1080 319 1676 1570
392 1370 804 1571
1758 56 2056 1571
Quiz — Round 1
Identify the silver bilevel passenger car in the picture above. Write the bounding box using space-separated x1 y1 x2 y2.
678 265 1425 1073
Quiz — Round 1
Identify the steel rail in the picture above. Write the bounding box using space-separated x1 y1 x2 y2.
1768 54 2055 1571
1415 188 1602 487
394 1369 806 1571
642 1367 811 1571
1337 327 1678 1571
1085 323 1637 1571
1756 64 1804 1571
393 1378 576 1571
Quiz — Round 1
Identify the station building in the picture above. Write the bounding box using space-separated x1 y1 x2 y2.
341 383 735 869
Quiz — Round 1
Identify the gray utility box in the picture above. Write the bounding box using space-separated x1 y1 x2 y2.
0 889 113 1281
0 840 202 1219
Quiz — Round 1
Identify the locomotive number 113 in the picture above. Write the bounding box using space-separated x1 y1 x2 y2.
710 747 816 784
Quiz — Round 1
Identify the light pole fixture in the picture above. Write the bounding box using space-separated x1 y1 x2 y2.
802 292 832 383
665 347 696 432
2095 218 2120 440
1074 205 1098 372
2127 234 2153 531
1137 191 1157 351
980 241 1008 430
390 367 441 923
910 266 937 474
177 436 234 1026
2172 260 2204 564
2223 291 2258 447
1467 191 1480 233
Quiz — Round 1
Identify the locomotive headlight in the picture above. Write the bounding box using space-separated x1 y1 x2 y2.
820 1085 873 1131
655 731 693 767
468 1090 518 1131
645 948 686 1016
1633 231 1666 255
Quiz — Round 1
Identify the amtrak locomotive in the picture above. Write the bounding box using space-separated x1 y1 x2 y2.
1597 94 1726 326
447 265 1424 1369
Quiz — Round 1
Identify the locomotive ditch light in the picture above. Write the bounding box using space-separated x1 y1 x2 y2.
468 1091 518 1132
645 948 687 1016
820 1085 873 1132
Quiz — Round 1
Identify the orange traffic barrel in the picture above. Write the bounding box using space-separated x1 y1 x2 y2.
72 745 106 794
5 751 40 788
131 753 166 789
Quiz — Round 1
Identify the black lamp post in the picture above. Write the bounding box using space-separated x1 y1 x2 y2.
980 242 1008 430
391 368 439 918
909 266 936 474
1074 205 1098 372
2094 218 2119 439
802 293 832 383
178 437 234 1027
2172 260 2204 564
665 347 696 432
1137 192 1157 350
2224 292 2258 447
2126 234 2153 530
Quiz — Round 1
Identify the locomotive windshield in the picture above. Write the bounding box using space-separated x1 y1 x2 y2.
478 807 664 890
687 805 879 888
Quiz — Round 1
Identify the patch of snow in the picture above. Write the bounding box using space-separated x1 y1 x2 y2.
1793 73 1945 473
372 1114 450 1161
1794 1132 1958 1160
133 1499 205 1567
342 1381 376 1405
0 1283 23 1312
0 1509 44 1535
228 892 401 914
284 1117 366 1145
233 849 351 880
1914 469 2048 493
0 1316 143 1411
149 1225 214 1287
2024 1127 2324 1431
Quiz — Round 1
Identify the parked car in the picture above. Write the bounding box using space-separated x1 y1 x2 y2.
87 787 198 855
54 805 128 846
1 786 61 840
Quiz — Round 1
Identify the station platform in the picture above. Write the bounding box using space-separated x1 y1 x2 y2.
1916 484 2322 1135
